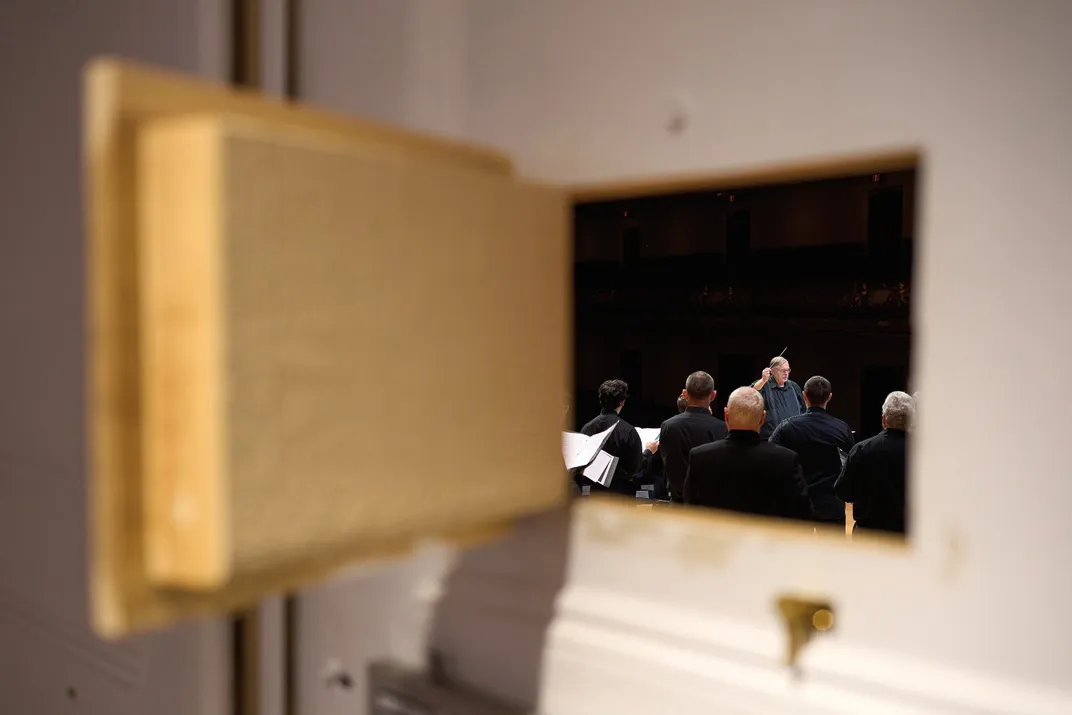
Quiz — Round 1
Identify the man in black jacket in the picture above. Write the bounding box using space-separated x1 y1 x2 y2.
835 391 913 534
632 392 691 500
770 376 854 525
576 379 658 496
659 371 728 502
684 386 811 521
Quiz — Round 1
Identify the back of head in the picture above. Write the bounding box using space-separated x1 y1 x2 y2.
685 371 715 403
882 391 915 430
598 379 630 411
676 394 689 413
803 375 832 407
725 386 765 432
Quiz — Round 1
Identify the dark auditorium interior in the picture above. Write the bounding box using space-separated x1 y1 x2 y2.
571 168 915 442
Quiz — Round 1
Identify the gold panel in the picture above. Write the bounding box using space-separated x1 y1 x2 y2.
86 59 567 636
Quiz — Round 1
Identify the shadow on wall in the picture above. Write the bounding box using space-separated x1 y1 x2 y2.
428 505 573 710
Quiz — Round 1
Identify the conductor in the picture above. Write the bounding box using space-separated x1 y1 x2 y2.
751 356 805 439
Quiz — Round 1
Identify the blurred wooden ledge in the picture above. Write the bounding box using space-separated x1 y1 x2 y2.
86 58 566 637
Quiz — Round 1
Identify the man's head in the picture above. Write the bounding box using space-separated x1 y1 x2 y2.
769 356 791 386
682 371 716 407
597 379 630 413
724 387 766 432
676 394 689 413
881 391 915 431
802 375 833 409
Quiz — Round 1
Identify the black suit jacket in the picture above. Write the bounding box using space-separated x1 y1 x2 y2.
683 430 812 521
770 407 854 522
659 407 728 502
576 410 650 495
834 428 907 534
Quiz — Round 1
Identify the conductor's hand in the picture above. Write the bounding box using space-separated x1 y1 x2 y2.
761 367 771 380
645 440 660 454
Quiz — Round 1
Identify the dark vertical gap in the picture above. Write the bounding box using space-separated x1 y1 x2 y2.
282 0 301 710
284 0 301 100
283 595 299 715
232 612 262 715
285 0 302 709
230 0 262 713
231 0 261 87
231 617 245 715
230 0 248 85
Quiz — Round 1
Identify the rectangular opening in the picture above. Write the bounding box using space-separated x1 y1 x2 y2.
569 154 917 540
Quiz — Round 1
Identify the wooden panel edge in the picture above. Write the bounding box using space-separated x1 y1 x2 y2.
86 57 137 637
86 56 514 177
138 116 230 589
102 520 516 636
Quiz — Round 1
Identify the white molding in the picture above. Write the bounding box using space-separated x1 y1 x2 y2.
417 507 1072 715
542 584 1072 715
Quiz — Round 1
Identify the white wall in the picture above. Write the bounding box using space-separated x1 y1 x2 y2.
289 1 1072 712
463 0 1072 693
0 1 230 713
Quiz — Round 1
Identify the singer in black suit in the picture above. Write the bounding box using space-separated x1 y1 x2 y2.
770 376 854 524
835 391 913 534
575 379 659 496
659 371 728 502
684 386 812 521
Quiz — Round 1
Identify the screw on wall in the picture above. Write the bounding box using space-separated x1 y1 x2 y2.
665 98 690 136
322 659 354 691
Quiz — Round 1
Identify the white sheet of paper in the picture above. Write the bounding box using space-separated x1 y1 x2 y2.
562 424 616 470
635 490 650 499
635 427 660 444
583 450 616 487
562 432 588 465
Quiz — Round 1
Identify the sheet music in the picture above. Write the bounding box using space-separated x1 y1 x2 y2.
562 424 616 469
562 432 588 464
583 450 618 487
635 427 660 444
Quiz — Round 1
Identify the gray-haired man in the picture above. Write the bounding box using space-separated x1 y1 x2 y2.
751 356 805 439
834 391 914 534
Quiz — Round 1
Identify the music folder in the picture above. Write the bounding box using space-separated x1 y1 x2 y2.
582 450 619 488
561 424 615 470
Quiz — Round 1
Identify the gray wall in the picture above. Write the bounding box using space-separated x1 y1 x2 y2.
0 1 230 713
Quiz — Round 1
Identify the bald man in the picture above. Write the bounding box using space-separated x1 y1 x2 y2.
683 387 812 520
